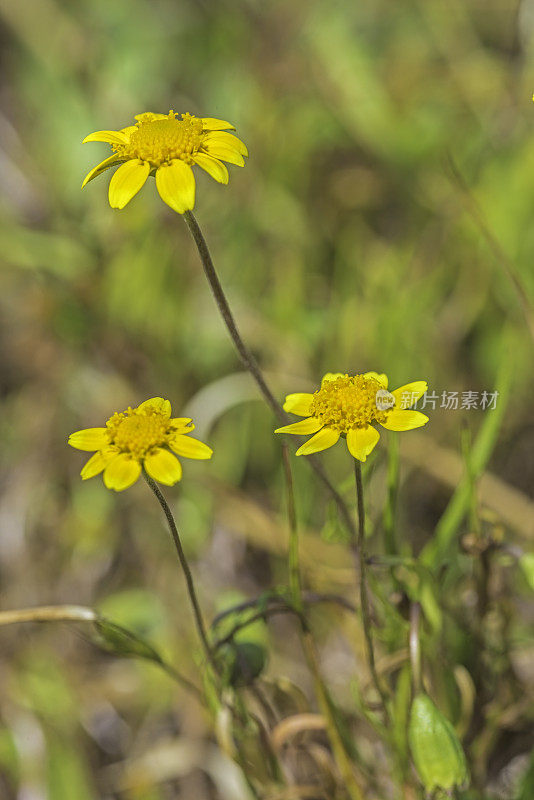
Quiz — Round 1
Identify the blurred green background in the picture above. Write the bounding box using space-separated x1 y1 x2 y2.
0 0 533 798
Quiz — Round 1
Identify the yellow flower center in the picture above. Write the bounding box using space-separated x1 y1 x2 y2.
309 374 393 432
106 407 171 459
114 111 204 167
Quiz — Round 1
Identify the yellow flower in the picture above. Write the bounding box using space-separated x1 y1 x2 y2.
68 397 213 491
275 372 428 462
82 110 248 213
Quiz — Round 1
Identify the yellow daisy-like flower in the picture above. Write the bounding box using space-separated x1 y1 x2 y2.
275 372 429 462
68 397 213 491
82 110 248 213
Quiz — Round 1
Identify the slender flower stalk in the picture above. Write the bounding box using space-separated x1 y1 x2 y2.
182 210 357 540
183 210 280 417
281 444 302 613
144 473 216 673
300 633 364 800
281 443 363 800
383 435 399 555
353 460 390 723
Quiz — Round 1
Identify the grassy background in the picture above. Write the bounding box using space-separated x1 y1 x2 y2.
0 1 533 798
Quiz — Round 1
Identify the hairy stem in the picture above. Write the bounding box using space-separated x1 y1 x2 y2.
144 473 216 672
383 435 399 555
354 460 390 723
182 210 356 541
281 443 303 613
183 209 280 416
280 444 363 800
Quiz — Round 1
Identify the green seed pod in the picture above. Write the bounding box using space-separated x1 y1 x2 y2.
218 641 267 687
408 692 469 793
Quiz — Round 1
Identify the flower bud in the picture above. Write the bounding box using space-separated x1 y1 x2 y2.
408 692 469 792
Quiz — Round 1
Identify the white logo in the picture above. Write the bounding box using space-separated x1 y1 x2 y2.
376 389 395 411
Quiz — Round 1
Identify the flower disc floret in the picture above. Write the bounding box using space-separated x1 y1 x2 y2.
113 112 204 167
309 374 389 432
106 406 179 459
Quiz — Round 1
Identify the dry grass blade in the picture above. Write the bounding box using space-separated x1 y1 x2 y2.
271 714 327 752
0 605 97 626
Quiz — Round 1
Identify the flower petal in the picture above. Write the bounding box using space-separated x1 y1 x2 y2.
170 418 194 433
380 409 429 431
193 153 229 184
201 117 236 131
68 428 109 451
103 454 141 491
134 112 169 123
144 448 183 485
364 372 388 388
82 154 125 188
282 393 315 417
156 160 195 213
202 142 245 167
391 381 428 409
346 426 380 462
136 397 172 418
321 372 345 384
169 434 213 460
80 447 119 479
108 159 150 209
296 427 340 456
275 417 323 435
82 129 128 145
203 132 248 156
119 125 138 137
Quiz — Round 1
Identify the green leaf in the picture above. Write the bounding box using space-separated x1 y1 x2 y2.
0 726 19 784
393 563 442 634
45 735 94 800
96 589 165 638
321 499 351 544
421 349 513 568
392 664 412 767
519 553 534 593
93 617 164 664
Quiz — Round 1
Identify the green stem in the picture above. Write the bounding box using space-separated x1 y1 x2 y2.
281 443 302 613
383 434 399 555
211 592 355 629
446 156 534 343
144 474 216 673
300 632 364 800
280 446 363 800
409 602 422 695
182 210 357 542
353 461 390 723
183 209 280 417
460 421 481 536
